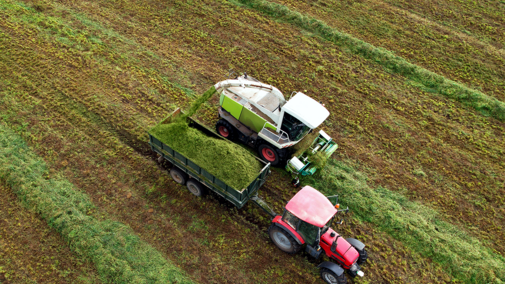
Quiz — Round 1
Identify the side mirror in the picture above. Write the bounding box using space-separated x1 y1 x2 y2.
337 207 349 214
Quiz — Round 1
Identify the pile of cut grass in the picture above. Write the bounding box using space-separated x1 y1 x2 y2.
0 123 194 284
150 121 263 190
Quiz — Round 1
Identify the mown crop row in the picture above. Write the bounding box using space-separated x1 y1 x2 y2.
267 0 505 101
232 0 505 122
0 123 194 284
309 160 505 283
0 182 100 283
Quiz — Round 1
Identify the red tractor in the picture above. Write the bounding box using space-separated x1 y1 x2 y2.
268 186 367 284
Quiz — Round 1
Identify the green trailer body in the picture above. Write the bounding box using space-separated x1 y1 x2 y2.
148 120 271 209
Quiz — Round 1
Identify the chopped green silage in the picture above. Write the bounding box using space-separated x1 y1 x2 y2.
307 151 328 170
0 123 195 284
180 86 216 121
150 122 263 190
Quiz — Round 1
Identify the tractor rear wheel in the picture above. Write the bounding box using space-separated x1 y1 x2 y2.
215 119 237 141
320 268 347 284
257 143 288 167
268 224 301 254
170 167 188 185
186 179 207 197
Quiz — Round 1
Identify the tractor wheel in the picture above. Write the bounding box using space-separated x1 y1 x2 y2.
186 179 207 197
215 119 237 141
257 143 288 167
268 224 301 254
356 248 368 265
170 167 188 185
320 268 347 284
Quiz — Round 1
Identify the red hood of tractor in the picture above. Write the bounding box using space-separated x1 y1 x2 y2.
321 228 359 266
285 186 337 227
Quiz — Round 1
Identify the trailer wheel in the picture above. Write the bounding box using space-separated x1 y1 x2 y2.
170 167 188 185
320 268 347 284
268 224 301 254
216 119 237 141
186 179 207 197
257 143 288 167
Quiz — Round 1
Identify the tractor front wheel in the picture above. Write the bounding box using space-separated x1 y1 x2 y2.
356 248 368 265
320 268 347 284
268 224 301 254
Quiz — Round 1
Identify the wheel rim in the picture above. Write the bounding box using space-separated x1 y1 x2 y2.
218 126 229 137
322 272 338 284
272 231 292 251
262 147 276 162
173 173 183 183
188 184 200 196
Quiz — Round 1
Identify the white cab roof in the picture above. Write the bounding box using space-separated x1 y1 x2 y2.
282 93 329 129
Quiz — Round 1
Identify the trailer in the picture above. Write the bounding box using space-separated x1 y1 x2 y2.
148 118 272 210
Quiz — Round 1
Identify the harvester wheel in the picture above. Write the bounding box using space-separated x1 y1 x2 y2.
320 268 347 284
257 143 288 167
268 224 301 254
356 248 368 265
216 119 237 141
170 167 188 185
186 179 207 197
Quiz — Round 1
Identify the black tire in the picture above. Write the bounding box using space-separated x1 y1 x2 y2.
320 268 347 284
186 179 207 197
257 143 289 167
356 248 368 265
215 119 237 141
268 224 301 254
170 167 188 185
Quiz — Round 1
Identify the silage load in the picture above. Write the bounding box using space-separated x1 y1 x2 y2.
150 122 263 190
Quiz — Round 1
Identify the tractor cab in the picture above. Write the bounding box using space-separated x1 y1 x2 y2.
269 186 367 283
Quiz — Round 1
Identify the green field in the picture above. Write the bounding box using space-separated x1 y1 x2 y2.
1 0 504 283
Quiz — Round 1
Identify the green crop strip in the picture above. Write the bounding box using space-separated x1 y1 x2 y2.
231 0 505 122
307 160 505 283
0 123 195 284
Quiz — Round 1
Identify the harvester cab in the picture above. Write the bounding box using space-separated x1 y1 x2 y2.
214 74 336 169
267 186 367 284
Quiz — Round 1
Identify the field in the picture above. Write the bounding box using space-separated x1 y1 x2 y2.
0 0 504 283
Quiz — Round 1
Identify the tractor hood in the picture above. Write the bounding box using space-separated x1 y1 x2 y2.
321 228 359 266
282 93 329 129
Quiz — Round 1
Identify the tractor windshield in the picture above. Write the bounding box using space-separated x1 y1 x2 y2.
281 112 311 141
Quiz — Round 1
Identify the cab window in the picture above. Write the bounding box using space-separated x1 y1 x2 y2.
297 220 320 245
282 210 300 230
281 112 310 141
